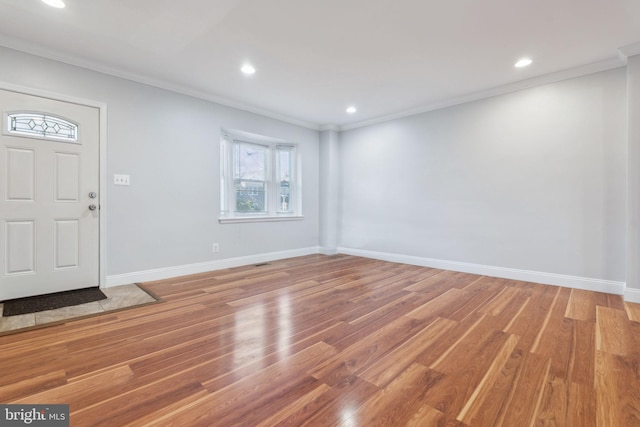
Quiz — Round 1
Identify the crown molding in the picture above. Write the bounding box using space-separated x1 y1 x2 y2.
319 124 340 132
339 56 626 131
619 42 640 63
0 36 321 131
1 35 635 135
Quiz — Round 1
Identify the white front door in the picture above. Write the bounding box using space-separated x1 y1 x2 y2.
0 89 100 301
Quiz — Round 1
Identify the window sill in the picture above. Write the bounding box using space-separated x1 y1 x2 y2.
218 215 304 224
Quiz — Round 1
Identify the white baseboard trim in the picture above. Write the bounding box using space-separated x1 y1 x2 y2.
105 245 630 299
625 287 640 304
105 247 321 287
337 247 626 295
318 247 338 256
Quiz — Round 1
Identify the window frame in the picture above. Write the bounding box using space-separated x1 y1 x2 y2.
219 131 303 223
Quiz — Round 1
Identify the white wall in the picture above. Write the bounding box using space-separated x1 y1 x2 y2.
627 55 640 302
319 129 340 253
339 69 627 285
0 46 320 281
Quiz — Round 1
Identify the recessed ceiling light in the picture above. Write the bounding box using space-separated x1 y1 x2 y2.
241 64 256 75
41 0 66 8
514 58 533 68
346 106 357 114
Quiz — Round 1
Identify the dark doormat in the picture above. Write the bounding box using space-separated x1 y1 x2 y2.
2 287 107 316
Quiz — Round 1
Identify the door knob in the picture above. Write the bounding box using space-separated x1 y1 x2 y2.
88 204 97 211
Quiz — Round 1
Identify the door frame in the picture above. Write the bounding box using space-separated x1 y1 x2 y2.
0 81 107 288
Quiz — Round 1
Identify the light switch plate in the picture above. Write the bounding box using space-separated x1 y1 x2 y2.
114 174 130 186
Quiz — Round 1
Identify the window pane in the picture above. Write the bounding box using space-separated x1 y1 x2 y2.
233 141 267 213
277 146 293 213
235 142 266 181
235 180 266 212
220 136 229 216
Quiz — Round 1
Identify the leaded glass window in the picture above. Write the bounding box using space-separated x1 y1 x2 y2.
7 113 78 142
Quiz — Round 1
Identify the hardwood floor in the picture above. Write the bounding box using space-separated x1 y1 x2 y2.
1 254 639 426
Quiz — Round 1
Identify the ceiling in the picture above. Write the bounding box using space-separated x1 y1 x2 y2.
1 0 640 129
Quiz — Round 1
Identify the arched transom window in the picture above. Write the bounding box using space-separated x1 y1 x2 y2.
6 112 78 142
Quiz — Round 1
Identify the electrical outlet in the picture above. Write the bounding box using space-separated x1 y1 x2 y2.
114 174 130 186
212 243 219 253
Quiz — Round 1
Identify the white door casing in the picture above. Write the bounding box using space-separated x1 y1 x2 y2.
0 89 100 301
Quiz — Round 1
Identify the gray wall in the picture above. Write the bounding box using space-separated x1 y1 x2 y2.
0 46 320 277
339 68 627 282
0 45 634 292
319 129 340 252
627 55 640 294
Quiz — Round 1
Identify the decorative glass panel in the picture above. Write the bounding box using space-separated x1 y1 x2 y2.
7 113 78 142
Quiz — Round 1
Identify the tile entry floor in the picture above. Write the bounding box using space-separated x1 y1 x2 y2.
0 284 158 334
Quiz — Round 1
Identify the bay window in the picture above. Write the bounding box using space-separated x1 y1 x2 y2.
220 130 301 222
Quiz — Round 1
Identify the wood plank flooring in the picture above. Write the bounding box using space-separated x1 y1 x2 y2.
1 254 639 426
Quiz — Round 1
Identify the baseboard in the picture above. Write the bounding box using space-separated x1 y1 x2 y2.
337 247 626 295
105 246 321 287
105 245 630 298
625 287 640 304
318 247 338 256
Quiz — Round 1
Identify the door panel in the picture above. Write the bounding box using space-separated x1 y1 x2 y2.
54 220 80 269
6 147 35 200
5 221 35 274
55 152 80 201
0 89 100 301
